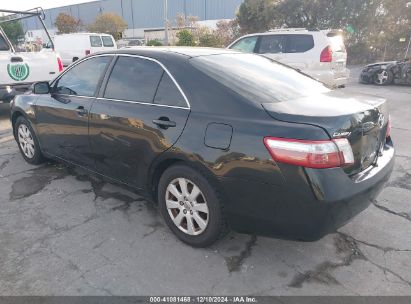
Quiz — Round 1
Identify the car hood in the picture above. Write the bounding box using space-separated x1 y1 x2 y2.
364 61 397 68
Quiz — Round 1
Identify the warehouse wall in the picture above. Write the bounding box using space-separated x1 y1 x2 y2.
22 0 243 31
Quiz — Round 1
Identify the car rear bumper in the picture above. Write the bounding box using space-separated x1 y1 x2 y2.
219 141 394 241
310 68 350 88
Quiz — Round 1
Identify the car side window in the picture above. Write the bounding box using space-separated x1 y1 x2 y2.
104 56 163 103
90 35 102 47
286 35 314 53
154 73 187 108
54 56 111 96
102 36 114 47
0 34 10 51
230 36 258 53
257 35 286 54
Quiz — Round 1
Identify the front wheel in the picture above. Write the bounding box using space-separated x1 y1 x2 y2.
373 69 393 86
14 116 44 165
158 164 226 247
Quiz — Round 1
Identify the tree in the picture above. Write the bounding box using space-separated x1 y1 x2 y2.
0 19 24 45
176 29 195 46
54 13 82 34
87 13 127 40
236 0 277 34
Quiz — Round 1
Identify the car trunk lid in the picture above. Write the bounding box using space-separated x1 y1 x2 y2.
262 90 389 175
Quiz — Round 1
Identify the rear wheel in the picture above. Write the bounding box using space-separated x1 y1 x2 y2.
373 69 393 86
158 164 226 247
14 116 44 165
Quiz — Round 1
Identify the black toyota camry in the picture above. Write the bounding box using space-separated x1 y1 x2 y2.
10 48 394 247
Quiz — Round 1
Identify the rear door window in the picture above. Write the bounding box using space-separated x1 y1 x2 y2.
285 35 314 53
102 36 114 47
329 35 346 52
104 56 163 103
257 35 286 54
90 35 102 47
154 73 187 108
230 36 258 53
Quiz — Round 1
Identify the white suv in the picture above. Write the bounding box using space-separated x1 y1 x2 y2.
228 29 349 88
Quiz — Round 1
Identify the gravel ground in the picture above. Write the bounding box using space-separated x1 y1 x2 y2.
0 69 410 295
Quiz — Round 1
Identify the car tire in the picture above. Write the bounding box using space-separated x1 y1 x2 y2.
373 69 393 86
14 116 44 165
158 164 227 247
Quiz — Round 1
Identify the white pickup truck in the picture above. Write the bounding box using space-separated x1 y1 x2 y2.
0 8 63 103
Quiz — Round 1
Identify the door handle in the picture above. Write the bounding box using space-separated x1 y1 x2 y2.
75 106 88 116
11 56 23 62
152 117 176 129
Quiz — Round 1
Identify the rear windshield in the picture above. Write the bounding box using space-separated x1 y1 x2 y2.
90 35 102 47
190 53 329 103
329 35 346 52
102 36 114 47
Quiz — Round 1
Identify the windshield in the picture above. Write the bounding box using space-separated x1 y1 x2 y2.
190 53 329 103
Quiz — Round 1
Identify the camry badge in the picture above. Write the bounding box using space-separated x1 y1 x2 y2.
332 131 351 138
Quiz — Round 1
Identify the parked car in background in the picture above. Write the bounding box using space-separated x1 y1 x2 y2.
228 28 350 88
0 8 63 104
360 59 411 86
54 33 117 66
10 48 393 247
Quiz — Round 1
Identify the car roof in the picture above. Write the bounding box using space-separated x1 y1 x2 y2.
55 32 113 36
99 47 240 58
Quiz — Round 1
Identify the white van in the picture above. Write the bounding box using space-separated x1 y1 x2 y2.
54 33 117 66
228 29 349 88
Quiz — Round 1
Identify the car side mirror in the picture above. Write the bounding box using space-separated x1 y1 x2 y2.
33 82 50 94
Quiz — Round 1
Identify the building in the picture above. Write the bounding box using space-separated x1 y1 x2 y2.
22 0 243 43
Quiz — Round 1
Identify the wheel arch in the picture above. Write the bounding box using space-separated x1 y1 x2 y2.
147 155 225 205
11 110 26 139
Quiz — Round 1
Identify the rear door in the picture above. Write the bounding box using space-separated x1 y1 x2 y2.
89 55 190 188
35 55 113 167
327 33 347 78
282 34 315 71
255 34 287 62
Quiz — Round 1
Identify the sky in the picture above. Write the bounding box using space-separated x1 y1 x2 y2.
1 0 96 11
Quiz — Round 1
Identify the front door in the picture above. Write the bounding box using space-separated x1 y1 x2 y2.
35 56 112 168
89 55 190 188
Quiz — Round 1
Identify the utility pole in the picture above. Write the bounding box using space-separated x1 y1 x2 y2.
164 0 169 46
405 33 411 59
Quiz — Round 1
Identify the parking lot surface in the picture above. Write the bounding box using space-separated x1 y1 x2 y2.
0 69 410 295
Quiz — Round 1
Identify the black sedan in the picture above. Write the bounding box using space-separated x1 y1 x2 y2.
10 48 394 247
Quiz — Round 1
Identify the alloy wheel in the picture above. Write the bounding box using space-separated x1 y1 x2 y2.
165 178 209 236
17 124 35 159
376 70 389 85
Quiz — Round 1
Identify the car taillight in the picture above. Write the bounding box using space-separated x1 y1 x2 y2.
320 46 333 62
386 116 391 139
264 137 354 169
85 50 91 55
57 56 63 72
